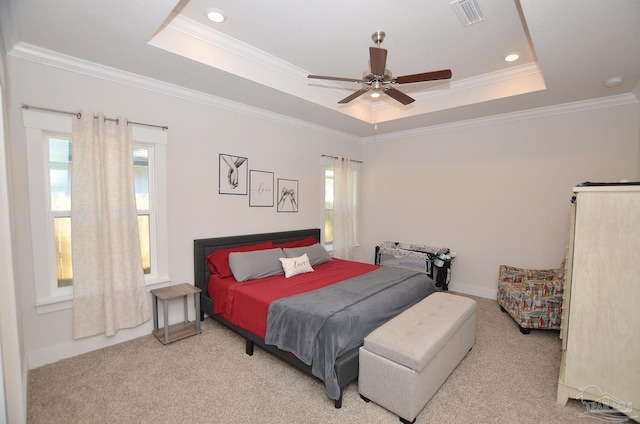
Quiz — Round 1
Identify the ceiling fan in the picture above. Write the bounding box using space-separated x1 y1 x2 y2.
308 31 452 105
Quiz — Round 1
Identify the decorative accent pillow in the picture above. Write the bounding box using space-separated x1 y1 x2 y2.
283 243 332 266
273 236 317 249
229 248 285 282
206 241 274 277
279 253 314 278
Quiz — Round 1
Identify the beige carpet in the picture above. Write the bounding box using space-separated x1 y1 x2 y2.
28 294 595 424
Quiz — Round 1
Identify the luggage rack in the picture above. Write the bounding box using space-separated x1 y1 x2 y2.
375 241 455 290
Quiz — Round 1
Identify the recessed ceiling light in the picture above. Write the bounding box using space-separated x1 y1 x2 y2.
206 8 226 23
504 53 520 62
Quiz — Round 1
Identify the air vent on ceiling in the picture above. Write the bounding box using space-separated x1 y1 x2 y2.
450 0 486 26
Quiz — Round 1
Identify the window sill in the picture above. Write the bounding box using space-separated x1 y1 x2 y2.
35 277 173 315
36 296 73 314
144 276 173 290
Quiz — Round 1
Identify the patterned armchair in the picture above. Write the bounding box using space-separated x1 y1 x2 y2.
497 259 566 334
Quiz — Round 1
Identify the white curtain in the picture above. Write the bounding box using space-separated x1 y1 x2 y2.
333 157 360 260
71 112 150 339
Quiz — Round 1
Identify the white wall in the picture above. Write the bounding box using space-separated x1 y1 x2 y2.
6 53 640 370
7 56 361 368
359 103 640 298
0 45 28 424
637 106 640 180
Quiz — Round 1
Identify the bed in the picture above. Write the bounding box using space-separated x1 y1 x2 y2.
193 228 438 408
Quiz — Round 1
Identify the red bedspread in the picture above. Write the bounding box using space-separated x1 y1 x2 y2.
210 258 379 338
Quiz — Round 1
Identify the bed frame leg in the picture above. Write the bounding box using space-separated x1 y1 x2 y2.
334 392 342 409
245 339 254 356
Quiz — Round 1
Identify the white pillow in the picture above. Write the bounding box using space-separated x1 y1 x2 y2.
279 253 314 278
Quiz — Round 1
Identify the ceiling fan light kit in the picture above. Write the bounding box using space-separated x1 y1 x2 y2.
308 32 452 105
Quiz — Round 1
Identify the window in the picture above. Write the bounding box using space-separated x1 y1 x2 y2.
49 136 73 288
321 157 360 252
324 168 335 250
25 110 169 313
133 146 153 275
47 137 156 288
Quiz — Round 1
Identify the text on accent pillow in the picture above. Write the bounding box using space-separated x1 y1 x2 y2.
279 253 314 278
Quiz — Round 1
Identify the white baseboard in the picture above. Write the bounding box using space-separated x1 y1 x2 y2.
28 307 197 369
447 281 497 300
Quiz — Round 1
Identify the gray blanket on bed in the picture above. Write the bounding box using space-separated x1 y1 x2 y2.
265 266 438 400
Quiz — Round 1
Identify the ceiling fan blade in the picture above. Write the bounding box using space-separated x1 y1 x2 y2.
384 87 415 105
338 88 370 104
308 74 363 83
395 69 452 84
369 47 388 76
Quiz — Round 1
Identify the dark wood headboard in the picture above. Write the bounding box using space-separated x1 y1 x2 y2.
193 228 321 301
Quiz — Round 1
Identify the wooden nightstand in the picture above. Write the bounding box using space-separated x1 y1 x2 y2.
151 283 201 344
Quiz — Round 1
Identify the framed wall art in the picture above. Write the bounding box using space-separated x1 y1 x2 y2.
219 154 248 195
277 178 298 212
249 170 274 207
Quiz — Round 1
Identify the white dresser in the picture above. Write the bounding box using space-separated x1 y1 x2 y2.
557 183 640 420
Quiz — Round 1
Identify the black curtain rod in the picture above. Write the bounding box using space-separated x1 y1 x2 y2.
21 104 168 130
321 154 362 164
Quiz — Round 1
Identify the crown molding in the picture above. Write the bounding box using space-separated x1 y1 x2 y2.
8 42 638 146
361 93 639 144
150 15 372 122
8 42 361 143
170 15 309 82
373 62 543 115
154 16 548 125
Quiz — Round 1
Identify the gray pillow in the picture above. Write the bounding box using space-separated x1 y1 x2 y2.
283 243 332 266
229 248 285 282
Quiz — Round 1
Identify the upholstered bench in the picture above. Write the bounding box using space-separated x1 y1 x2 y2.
358 292 477 423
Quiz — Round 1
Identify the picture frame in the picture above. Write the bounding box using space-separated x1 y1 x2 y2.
219 154 248 195
249 170 274 207
277 178 298 212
